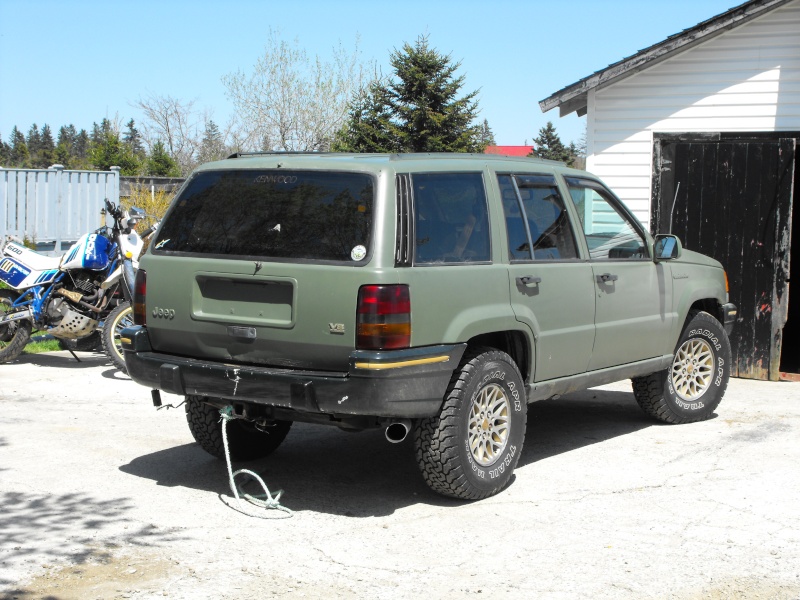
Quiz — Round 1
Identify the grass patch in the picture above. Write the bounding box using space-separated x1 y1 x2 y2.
24 334 62 354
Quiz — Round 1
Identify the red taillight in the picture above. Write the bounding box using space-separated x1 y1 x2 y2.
133 269 147 325
356 285 411 350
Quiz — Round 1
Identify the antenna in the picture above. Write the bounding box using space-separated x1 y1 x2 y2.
669 182 680 235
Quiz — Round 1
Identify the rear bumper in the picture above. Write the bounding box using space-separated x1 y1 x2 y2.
121 325 464 419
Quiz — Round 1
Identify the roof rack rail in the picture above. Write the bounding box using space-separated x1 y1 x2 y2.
227 151 332 159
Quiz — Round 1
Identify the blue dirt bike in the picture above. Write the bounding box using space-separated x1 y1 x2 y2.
0 199 151 366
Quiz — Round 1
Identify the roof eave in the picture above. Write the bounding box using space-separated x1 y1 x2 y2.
539 0 793 117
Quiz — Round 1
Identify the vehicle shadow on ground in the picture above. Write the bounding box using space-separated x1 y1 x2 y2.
10 350 110 369
518 387 655 468
120 387 660 517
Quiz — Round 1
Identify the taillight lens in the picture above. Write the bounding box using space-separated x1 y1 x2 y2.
133 269 147 325
356 285 410 350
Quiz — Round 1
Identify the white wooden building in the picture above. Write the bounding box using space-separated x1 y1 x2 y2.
540 0 800 380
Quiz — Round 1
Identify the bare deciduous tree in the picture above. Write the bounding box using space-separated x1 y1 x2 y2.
133 93 201 175
222 30 370 152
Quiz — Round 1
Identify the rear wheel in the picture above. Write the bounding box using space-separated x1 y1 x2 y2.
632 310 730 424
185 396 292 461
58 331 102 352
102 302 133 372
0 289 32 364
414 348 527 500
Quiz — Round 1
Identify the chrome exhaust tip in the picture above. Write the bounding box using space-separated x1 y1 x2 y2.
385 419 412 444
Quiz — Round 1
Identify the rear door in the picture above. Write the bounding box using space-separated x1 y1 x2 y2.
499 174 596 382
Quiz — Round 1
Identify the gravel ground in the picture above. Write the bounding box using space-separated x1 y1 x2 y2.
1 350 799 600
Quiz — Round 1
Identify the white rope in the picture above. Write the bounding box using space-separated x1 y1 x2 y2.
219 406 293 518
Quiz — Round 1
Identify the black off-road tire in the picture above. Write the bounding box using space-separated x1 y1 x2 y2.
414 347 528 500
58 331 103 352
0 289 32 364
632 310 731 424
101 302 133 373
185 396 292 461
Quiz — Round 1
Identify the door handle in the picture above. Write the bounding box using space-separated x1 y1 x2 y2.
517 276 542 285
597 273 618 283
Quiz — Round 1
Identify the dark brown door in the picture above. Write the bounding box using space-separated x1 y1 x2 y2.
652 134 796 380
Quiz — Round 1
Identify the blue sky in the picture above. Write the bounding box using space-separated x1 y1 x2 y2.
0 0 738 148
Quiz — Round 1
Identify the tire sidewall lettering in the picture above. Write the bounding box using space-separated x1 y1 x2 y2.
461 358 526 488
667 315 730 415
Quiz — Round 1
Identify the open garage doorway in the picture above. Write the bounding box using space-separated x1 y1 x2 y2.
652 133 797 381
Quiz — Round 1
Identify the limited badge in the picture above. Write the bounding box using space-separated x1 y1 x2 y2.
351 245 367 261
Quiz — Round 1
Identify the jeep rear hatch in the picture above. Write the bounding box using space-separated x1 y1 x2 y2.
142 169 376 371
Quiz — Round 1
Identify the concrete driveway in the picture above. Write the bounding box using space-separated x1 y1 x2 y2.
1 350 799 599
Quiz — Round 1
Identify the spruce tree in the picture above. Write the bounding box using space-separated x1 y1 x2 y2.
331 80 399 153
90 128 140 174
123 119 145 159
0 134 9 166
196 120 227 164
334 35 485 153
478 119 496 149
389 36 482 152
146 140 180 177
531 121 573 165
9 127 30 166
37 124 55 167
27 124 42 161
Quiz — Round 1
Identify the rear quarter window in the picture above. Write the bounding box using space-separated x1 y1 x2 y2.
412 172 490 264
153 170 374 262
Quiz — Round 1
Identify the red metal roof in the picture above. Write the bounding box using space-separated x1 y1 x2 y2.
484 145 534 157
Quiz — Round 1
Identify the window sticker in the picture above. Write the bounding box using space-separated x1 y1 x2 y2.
351 245 367 261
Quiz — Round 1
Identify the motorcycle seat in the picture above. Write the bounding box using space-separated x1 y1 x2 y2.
5 243 63 271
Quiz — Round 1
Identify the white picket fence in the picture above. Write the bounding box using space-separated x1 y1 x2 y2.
0 165 120 254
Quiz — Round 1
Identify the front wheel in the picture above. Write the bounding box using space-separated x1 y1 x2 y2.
0 289 32 364
632 310 731 424
414 348 528 500
102 302 133 372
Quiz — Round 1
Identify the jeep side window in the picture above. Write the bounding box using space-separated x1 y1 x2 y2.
498 174 579 261
564 177 649 260
412 173 490 264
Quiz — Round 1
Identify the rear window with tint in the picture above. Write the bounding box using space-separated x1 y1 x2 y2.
153 170 374 262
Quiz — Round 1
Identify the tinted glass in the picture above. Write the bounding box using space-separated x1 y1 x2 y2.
413 173 490 264
498 174 579 261
153 170 374 262
564 177 648 260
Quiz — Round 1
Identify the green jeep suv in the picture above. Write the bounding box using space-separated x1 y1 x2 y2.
122 152 737 500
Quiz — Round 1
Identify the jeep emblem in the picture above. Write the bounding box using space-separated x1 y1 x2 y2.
152 307 176 319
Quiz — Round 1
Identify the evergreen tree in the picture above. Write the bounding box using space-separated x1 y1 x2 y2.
55 125 75 167
123 119 145 158
196 120 227 164
9 127 30 166
530 121 574 165
390 36 482 152
146 140 181 177
26 124 42 160
331 79 399 153
0 133 9 166
37 124 56 167
477 119 496 149
334 35 485 153
73 129 90 167
89 128 140 174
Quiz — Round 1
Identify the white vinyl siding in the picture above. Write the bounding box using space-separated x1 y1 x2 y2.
585 0 800 228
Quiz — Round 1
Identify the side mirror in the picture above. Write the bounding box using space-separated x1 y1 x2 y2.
654 234 682 261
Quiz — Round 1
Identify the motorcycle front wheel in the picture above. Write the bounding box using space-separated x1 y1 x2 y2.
102 301 133 373
0 289 32 364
